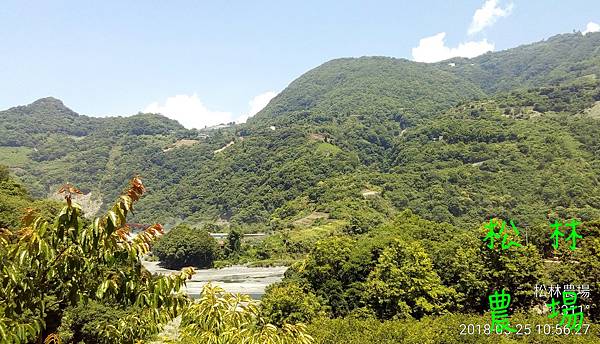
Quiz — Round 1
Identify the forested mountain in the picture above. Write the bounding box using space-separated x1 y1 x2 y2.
2 30 600 344
1 32 599 230
443 32 600 92
0 97 186 147
253 56 484 124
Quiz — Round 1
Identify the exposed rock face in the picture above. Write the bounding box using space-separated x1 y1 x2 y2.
49 190 103 218
163 139 199 152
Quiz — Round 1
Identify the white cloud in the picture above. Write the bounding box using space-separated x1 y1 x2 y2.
143 91 278 129
583 21 600 34
144 94 233 129
241 91 277 123
249 91 277 116
412 32 494 63
468 0 513 35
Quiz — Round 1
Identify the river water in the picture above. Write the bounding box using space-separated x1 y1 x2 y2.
142 261 287 299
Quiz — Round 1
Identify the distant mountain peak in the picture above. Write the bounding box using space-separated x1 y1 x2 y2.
30 96 65 107
25 97 79 117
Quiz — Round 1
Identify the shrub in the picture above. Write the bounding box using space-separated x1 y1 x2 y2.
307 314 600 344
58 302 152 344
179 283 314 344
261 282 327 326
0 177 193 343
0 165 9 182
224 228 242 258
153 223 219 269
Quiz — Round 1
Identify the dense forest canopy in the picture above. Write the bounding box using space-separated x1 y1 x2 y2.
443 32 600 93
2 32 599 230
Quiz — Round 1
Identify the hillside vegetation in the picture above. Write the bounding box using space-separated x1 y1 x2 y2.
1 31 600 343
2 32 600 231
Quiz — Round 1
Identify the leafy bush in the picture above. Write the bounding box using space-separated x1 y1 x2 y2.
224 228 242 258
178 283 314 344
281 211 599 322
0 165 8 182
261 282 327 326
153 224 219 269
363 239 455 319
308 313 600 344
0 177 193 343
58 302 151 344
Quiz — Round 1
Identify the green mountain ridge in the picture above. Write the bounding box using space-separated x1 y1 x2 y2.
0 96 185 148
253 56 485 124
1 31 599 230
443 32 600 92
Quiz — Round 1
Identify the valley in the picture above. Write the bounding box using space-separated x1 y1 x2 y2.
142 261 286 299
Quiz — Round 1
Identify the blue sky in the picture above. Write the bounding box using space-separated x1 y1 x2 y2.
1 1 598 128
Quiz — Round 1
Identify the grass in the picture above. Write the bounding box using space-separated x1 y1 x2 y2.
584 101 600 119
0 146 33 168
293 211 330 228
289 220 345 242
315 142 342 155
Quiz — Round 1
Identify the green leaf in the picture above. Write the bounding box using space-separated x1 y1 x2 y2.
18 250 27 266
108 210 118 228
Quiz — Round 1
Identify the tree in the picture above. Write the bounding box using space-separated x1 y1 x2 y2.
0 177 194 343
550 220 600 321
0 175 31 229
343 211 379 235
575 220 600 321
477 222 546 310
260 282 326 326
153 223 219 269
56 301 150 344
363 239 455 319
443 244 489 313
224 228 242 258
297 236 360 317
178 283 314 344
0 165 9 182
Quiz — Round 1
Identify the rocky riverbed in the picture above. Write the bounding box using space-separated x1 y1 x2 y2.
142 261 287 299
